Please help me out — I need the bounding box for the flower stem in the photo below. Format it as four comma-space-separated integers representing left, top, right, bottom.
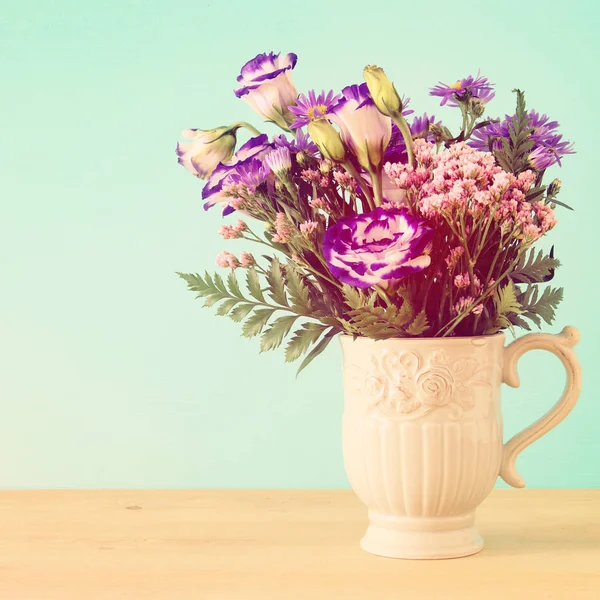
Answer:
234, 121, 262, 136
342, 160, 374, 211
392, 113, 415, 168
369, 167, 384, 207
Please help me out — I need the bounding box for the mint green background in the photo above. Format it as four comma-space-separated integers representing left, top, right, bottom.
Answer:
1, 0, 598, 489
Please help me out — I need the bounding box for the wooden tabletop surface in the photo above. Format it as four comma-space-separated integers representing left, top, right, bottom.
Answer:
0, 489, 598, 599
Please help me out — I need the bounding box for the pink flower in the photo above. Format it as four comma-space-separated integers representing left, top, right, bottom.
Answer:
453, 296, 475, 315
301, 169, 321, 183
454, 273, 471, 289
218, 219, 247, 240
272, 213, 295, 244
299, 220, 319, 238
533, 201, 558, 233
216, 251, 240, 269
239, 252, 256, 268
309, 196, 331, 212
445, 246, 464, 271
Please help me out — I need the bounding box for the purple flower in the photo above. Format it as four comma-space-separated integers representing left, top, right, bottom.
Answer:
235, 52, 298, 130
264, 147, 291, 175
273, 131, 319, 157
202, 134, 272, 212
470, 110, 575, 169
383, 113, 442, 170
329, 83, 392, 171
528, 147, 558, 171
232, 158, 271, 187
288, 89, 340, 129
323, 207, 432, 288
430, 72, 495, 107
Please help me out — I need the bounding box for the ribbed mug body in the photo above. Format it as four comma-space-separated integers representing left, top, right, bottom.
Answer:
340, 334, 505, 559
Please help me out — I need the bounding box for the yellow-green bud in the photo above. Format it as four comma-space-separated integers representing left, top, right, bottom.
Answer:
363, 65, 402, 117
307, 119, 346, 162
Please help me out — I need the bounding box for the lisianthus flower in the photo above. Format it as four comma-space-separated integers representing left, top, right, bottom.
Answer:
235, 52, 298, 130
176, 125, 238, 179
288, 89, 340, 129
470, 109, 575, 168
430, 72, 495, 107
329, 83, 392, 171
323, 206, 432, 288
202, 134, 272, 213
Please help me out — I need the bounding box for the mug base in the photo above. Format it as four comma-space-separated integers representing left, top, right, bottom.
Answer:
360, 512, 484, 560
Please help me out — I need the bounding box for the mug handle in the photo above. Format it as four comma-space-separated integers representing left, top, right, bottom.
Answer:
499, 326, 582, 488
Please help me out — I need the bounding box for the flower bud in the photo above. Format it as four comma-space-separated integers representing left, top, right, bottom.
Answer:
469, 97, 486, 118
307, 119, 346, 162
176, 125, 239, 179
363, 65, 402, 117
547, 178, 562, 197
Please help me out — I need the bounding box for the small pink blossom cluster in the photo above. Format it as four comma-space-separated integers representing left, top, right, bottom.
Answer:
272, 212, 296, 244
384, 163, 431, 190
216, 251, 239, 269
218, 219, 247, 240
386, 142, 557, 243
445, 246, 464, 271
453, 296, 484, 316
454, 272, 482, 293
333, 169, 357, 192
309, 196, 331, 212
215, 251, 255, 269
299, 220, 319, 238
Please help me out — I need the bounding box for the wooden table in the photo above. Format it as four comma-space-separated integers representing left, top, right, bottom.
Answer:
0, 489, 598, 599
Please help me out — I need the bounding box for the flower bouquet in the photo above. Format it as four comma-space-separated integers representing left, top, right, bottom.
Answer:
175, 52, 582, 559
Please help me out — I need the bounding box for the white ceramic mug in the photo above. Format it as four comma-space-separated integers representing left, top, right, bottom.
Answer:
340, 326, 582, 559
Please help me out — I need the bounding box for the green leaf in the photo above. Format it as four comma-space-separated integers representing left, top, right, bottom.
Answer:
296, 329, 337, 376
510, 249, 561, 284
177, 272, 211, 297
406, 309, 429, 336
242, 308, 274, 338
550, 198, 574, 211
212, 273, 228, 295
519, 285, 563, 326
285, 323, 328, 363
260, 315, 298, 352
215, 297, 240, 316
227, 270, 244, 299
246, 268, 265, 302
266, 258, 289, 307
285, 263, 310, 310
229, 303, 255, 323
342, 284, 365, 310
494, 281, 522, 316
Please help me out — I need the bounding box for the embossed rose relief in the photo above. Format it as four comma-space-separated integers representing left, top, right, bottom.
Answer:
350, 349, 494, 418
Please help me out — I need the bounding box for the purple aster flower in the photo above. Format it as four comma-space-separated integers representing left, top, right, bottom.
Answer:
288, 89, 340, 129
202, 134, 272, 212
528, 147, 558, 171
264, 147, 291, 175
235, 52, 298, 130
273, 131, 319, 157
329, 83, 392, 171
323, 207, 432, 288
231, 158, 271, 187
430, 72, 495, 107
470, 110, 575, 169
